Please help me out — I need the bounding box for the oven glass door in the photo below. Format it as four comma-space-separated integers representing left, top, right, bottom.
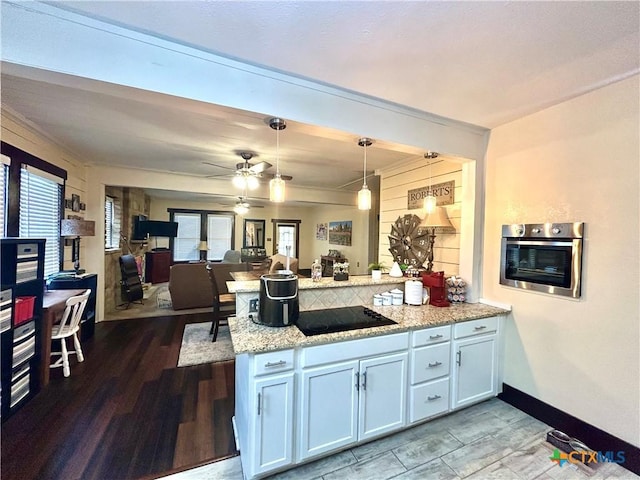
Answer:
503, 240, 573, 288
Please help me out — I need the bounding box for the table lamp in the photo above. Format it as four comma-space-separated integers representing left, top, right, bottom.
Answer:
420, 207, 454, 273
61, 219, 96, 273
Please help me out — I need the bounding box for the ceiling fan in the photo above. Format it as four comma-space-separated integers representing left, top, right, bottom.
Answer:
204, 151, 292, 190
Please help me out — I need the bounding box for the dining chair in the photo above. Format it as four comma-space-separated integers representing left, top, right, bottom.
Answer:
50, 289, 91, 377
205, 262, 249, 342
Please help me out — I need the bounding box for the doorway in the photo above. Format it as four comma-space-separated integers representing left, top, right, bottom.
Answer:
272, 219, 301, 258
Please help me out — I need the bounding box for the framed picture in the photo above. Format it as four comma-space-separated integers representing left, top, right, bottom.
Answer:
64, 199, 73, 209
71, 194, 81, 212
328, 221, 352, 246
79, 202, 86, 211
316, 223, 327, 240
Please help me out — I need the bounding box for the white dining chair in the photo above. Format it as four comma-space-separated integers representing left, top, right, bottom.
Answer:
50, 289, 91, 377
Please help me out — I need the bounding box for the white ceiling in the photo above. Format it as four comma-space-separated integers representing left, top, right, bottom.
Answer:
1, 1, 638, 203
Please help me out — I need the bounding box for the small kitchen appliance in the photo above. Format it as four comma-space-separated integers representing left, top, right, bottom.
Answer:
258, 273, 299, 327
421, 271, 450, 307
405, 279, 428, 305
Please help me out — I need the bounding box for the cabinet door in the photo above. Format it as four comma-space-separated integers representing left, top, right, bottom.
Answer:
358, 352, 407, 441
299, 360, 359, 460
253, 373, 294, 475
452, 335, 497, 410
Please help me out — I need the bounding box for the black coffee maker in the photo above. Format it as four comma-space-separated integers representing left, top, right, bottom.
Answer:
258, 273, 299, 327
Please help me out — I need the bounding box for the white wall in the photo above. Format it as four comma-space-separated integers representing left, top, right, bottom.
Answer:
483, 75, 640, 446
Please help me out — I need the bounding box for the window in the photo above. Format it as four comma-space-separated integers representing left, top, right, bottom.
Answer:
207, 214, 233, 260
0, 155, 8, 237
169, 209, 235, 262
105, 196, 121, 249
19, 165, 62, 276
173, 212, 202, 262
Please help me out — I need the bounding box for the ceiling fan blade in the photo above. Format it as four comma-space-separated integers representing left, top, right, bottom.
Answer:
203, 161, 235, 171
248, 161, 272, 174
263, 173, 293, 181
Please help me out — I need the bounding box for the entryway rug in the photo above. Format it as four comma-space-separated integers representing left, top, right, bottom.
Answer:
177, 322, 235, 367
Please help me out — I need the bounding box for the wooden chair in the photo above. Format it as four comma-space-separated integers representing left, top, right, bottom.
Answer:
205, 262, 249, 342
50, 289, 91, 377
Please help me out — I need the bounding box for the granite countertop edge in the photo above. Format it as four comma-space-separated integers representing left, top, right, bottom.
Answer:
229, 302, 509, 355
228, 274, 405, 293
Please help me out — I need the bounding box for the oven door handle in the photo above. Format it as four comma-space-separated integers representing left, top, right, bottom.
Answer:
505, 239, 574, 247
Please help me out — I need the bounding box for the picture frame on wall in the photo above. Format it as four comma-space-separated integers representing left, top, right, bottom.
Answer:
328, 221, 352, 246
316, 223, 327, 240
71, 194, 80, 212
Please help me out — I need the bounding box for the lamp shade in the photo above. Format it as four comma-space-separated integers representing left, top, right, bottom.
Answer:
198, 241, 209, 251
61, 219, 95, 237
421, 207, 454, 230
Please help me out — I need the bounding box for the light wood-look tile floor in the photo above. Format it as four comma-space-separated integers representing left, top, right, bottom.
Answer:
162, 398, 638, 480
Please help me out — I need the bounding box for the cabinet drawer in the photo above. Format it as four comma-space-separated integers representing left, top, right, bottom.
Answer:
410, 343, 450, 384
301, 332, 409, 368
412, 325, 451, 347
17, 243, 39, 259
13, 321, 36, 344
409, 377, 449, 423
254, 349, 294, 376
454, 317, 498, 339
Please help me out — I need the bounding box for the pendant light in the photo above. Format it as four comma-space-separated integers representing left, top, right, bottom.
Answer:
357, 137, 373, 210
423, 151, 438, 214
269, 117, 286, 203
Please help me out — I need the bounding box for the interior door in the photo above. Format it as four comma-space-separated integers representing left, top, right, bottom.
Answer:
272, 220, 300, 258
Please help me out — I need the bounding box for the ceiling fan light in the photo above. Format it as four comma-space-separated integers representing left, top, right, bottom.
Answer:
269, 175, 285, 203
234, 203, 249, 215
358, 185, 371, 210
423, 194, 437, 214
247, 175, 260, 190
232, 174, 246, 190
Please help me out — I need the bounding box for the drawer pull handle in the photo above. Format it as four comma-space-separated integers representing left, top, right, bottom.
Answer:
427, 395, 441, 401
456, 350, 462, 366
264, 360, 286, 368
429, 334, 443, 340
361, 372, 367, 391
474, 325, 487, 331
428, 361, 442, 368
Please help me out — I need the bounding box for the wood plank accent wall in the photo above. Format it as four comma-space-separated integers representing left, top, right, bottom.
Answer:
378, 156, 462, 276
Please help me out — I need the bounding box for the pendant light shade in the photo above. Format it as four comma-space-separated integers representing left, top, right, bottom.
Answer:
269, 117, 287, 203
423, 151, 439, 214
358, 137, 373, 210
269, 174, 286, 203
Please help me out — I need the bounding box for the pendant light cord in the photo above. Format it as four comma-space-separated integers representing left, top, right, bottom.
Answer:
363, 143, 367, 187
276, 125, 280, 176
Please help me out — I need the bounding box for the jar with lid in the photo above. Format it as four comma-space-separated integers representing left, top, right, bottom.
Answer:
311, 259, 322, 282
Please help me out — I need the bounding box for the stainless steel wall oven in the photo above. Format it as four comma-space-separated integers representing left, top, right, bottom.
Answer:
500, 223, 584, 299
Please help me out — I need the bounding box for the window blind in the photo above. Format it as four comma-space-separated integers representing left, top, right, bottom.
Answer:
19, 166, 62, 276
173, 212, 201, 261
207, 214, 233, 260
105, 196, 121, 249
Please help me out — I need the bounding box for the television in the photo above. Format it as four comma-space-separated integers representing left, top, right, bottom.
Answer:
132, 214, 148, 241
139, 220, 179, 238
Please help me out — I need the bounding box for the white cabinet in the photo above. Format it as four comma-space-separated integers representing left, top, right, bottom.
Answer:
235, 350, 295, 479
451, 317, 499, 410
253, 374, 295, 473
408, 325, 451, 424
298, 334, 408, 461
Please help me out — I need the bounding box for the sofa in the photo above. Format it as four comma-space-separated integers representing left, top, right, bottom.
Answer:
168, 262, 249, 310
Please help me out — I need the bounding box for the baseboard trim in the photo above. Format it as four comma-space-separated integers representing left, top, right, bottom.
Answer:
498, 383, 639, 476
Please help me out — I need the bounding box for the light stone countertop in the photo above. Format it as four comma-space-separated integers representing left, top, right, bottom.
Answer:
227, 274, 406, 293
228, 302, 509, 355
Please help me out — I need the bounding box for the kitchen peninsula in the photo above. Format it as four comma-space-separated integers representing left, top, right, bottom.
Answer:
228, 275, 509, 479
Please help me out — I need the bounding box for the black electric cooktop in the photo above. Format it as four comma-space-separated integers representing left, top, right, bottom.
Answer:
296, 306, 397, 337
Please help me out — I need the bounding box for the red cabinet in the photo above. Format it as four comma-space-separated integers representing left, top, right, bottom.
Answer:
145, 251, 171, 284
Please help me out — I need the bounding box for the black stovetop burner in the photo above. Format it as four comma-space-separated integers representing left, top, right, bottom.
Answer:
296, 306, 397, 337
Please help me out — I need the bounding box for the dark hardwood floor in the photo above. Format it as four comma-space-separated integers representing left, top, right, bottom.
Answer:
1, 312, 237, 480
